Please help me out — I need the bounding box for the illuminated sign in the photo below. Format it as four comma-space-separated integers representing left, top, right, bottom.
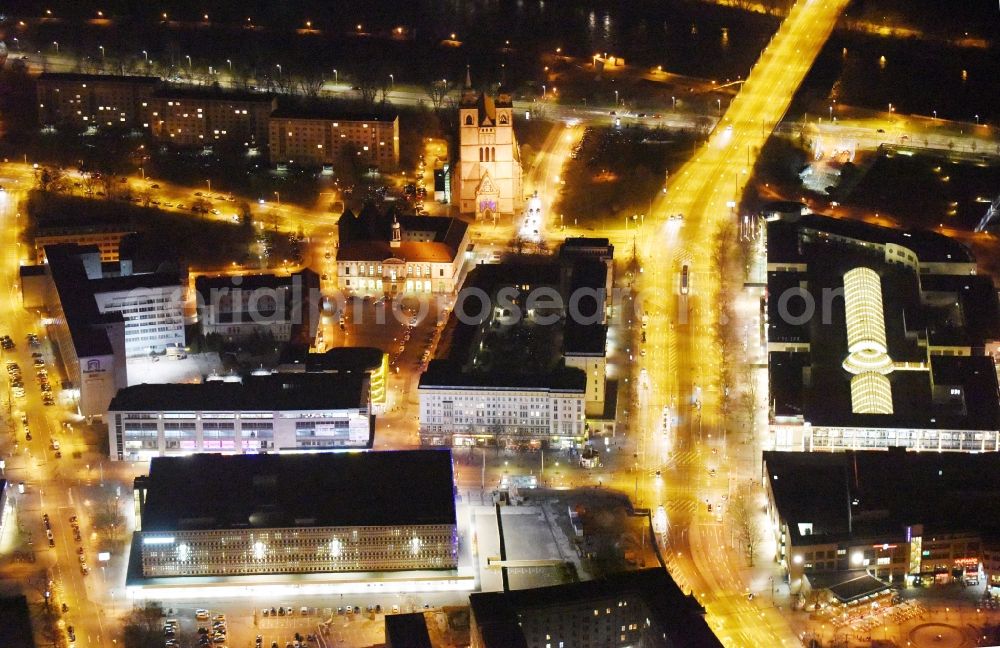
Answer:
142, 536, 175, 545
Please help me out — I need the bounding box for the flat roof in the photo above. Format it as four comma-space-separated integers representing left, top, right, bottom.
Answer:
765, 449, 1000, 544
44, 244, 118, 357
809, 571, 890, 603
152, 84, 274, 104
384, 613, 433, 648
38, 72, 159, 85
271, 104, 396, 122
108, 372, 367, 412
138, 450, 456, 531
470, 569, 720, 648
0, 596, 36, 648
420, 360, 586, 392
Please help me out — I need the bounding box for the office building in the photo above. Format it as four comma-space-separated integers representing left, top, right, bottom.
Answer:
107, 372, 373, 461
150, 85, 276, 147
419, 361, 587, 448
194, 270, 319, 344
766, 213, 1000, 452
336, 209, 472, 296
268, 107, 399, 168
385, 613, 434, 648
457, 70, 523, 220
128, 451, 457, 581
419, 241, 616, 447
469, 569, 721, 648
36, 72, 158, 129
763, 449, 1000, 590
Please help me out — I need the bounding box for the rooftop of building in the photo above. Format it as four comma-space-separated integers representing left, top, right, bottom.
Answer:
108, 372, 367, 413
767, 213, 974, 266
137, 450, 456, 531
765, 215, 1000, 431
37, 71, 159, 85
469, 569, 720, 648
88, 270, 183, 294
384, 613, 433, 648
420, 360, 586, 392
336, 208, 470, 264
44, 244, 120, 357
194, 269, 318, 296
152, 83, 275, 104
764, 449, 1000, 545
270, 103, 397, 123
0, 596, 37, 648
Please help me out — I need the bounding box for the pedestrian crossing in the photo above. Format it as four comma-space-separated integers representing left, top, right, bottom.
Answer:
663, 449, 702, 468
665, 498, 699, 514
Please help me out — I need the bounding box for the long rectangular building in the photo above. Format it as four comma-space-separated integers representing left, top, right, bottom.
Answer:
107, 372, 373, 461
129, 451, 457, 581
268, 107, 399, 168
36, 72, 159, 129
150, 85, 276, 147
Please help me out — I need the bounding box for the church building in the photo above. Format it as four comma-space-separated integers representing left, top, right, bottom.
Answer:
457, 69, 524, 221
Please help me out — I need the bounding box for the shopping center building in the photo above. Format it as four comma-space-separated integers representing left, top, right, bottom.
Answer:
127, 450, 459, 591
763, 449, 1000, 592
107, 372, 373, 460
766, 212, 1000, 452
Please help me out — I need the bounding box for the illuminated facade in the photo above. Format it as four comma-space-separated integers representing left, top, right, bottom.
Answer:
130, 451, 458, 581
150, 86, 276, 147
764, 450, 1000, 589
268, 109, 399, 168
767, 213, 1000, 452
107, 373, 373, 461
457, 70, 523, 220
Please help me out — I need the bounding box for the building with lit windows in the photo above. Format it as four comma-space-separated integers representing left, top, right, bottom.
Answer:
268, 107, 399, 168
107, 372, 373, 461
33, 223, 135, 263
127, 451, 457, 584
763, 449, 1000, 591
336, 209, 472, 296
150, 85, 276, 147
457, 70, 523, 220
36, 72, 159, 129
24, 244, 185, 418
419, 241, 617, 447
469, 569, 721, 648
766, 213, 1000, 451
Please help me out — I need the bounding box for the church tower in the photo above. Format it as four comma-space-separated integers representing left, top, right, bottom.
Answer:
457, 67, 523, 221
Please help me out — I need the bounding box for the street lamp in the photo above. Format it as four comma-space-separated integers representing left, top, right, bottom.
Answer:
975, 114, 980, 125
389, 74, 394, 88
206, 179, 212, 193
614, 89, 618, 105
275, 64, 282, 76
99, 45, 105, 60
273, 191, 280, 205
185, 55, 192, 71
141, 50, 148, 62
333, 68, 338, 83
52, 41, 59, 53
226, 59, 232, 71
716, 98, 722, 115
542, 84, 546, 98
672, 96, 676, 110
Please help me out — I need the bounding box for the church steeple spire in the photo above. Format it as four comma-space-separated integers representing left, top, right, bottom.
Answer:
465, 64, 472, 89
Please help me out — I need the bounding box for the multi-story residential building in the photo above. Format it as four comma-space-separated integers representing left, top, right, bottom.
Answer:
33, 223, 135, 263
766, 211, 1000, 452
336, 210, 472, 296
128, 451, 457, 584
419, 362, 586, 448
457, 71, 523, 220
763, 449, 1000, 593
36, 72, 159, 129
469, 569, 721, 648
21, 243, 181, 418
107, 372, 374, 461
0, 596, 36, 648
194, 270, 319, 344
268, 107, 399, 168
149, 85, 276, 147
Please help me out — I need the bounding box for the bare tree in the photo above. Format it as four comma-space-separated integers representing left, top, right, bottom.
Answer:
425, 79, 454, 111
92, 487, 126, 547
297, 71, 325, 98
729, 484, 762, 567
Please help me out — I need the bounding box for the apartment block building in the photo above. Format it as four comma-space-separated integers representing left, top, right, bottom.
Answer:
36, 72, 159, 128
150, 85, 276, 147
268, 107, 399, 168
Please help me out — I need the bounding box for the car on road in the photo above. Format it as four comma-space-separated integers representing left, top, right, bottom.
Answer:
80, 562, 89, 575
